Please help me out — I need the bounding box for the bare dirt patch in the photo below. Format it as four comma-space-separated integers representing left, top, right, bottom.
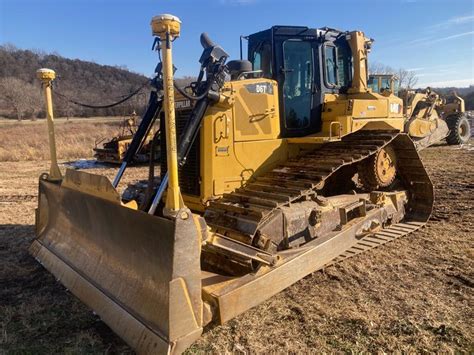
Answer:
0, 143, 473, 353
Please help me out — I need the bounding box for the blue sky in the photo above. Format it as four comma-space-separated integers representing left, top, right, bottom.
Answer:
1, 0, 473, 87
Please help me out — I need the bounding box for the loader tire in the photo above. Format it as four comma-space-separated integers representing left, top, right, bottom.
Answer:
446, 114, 471, 145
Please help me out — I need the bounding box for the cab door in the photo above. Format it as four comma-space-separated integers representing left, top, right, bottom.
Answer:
275, 37, 321, 137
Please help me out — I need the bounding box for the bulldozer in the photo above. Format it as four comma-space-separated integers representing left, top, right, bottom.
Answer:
32, 15, 437, 353
368, 73, 471, 149
93, 113, 160, 164
368, 73, 400, 95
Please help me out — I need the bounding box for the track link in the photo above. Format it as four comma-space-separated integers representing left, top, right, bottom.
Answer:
204, 131, 433, 264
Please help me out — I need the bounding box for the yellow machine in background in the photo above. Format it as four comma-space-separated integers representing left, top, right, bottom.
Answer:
93, 114, 160, 164
368, 73, 399, 95
369, 73, 471, 149
32, 16, 441, 354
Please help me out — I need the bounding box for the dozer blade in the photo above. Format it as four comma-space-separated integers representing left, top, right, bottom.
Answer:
30, 170, 203, 354
408, 117, 450, 150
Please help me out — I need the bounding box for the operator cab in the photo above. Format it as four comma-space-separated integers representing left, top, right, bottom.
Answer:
247, 26, 353, 137
368, 74, 399, 96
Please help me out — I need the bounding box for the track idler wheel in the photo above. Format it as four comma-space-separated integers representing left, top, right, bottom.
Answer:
359, 145, 397, 190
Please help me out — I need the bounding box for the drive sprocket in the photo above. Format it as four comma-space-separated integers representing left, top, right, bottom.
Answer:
359, 145, 397, 190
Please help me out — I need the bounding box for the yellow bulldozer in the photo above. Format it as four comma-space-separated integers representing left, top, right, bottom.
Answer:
93, 114, 160, 164
368, 73, 471, 149
33, 15, 453, 353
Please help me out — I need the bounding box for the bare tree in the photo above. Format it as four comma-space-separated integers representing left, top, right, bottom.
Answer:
397, 69, 418, 89
0, 77, 40, 120
0, 43, 18, 52
28, 84, 43, 120
55, 88, 77, 119
369, 61, 418, 89
369, 62, 396, 75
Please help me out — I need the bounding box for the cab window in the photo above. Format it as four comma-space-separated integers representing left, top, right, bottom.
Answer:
250, 41, 272, 78
368, 76, 379, 93
324, 43, 352, 88
282, 39, 313, 129
337, 45, 352, 87
324, 45, 337, 86
381, 77, 391, 92
393, 79, 400, 96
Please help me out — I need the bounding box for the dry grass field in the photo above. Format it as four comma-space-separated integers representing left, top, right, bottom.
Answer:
0, 121, 472, 353
0, 118, 122, 162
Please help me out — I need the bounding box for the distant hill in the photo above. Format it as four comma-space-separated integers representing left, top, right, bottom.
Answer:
430, 86, 474, 97
0, 45, 150, 119
2, 45, 473, 119
430, 86, 474, 111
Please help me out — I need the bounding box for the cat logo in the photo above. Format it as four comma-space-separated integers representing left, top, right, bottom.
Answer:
175, 99, 191, 109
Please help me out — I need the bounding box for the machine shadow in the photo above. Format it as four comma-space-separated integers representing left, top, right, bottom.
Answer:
0, 224, 131, 353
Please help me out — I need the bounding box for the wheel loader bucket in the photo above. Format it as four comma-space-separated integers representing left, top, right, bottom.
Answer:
30, 169, 203, 354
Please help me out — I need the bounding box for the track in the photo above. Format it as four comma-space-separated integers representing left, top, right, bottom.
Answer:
204, 130, 433, 264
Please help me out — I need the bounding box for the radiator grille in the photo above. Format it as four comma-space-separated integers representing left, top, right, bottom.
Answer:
160, 108, 201, 196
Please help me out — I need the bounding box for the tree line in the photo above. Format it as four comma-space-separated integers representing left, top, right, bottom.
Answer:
0, 44, 152, 120
1, 45, 473, 120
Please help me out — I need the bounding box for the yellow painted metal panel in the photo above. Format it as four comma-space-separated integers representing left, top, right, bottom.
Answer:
232, 79, 280, 142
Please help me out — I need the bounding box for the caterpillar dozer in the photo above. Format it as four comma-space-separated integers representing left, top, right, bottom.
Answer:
368, 73, 400, 95
31, 15, 435, 354
368, 73, 471, 149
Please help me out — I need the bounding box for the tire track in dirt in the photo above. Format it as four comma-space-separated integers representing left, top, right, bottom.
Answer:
0, 194, 37, 203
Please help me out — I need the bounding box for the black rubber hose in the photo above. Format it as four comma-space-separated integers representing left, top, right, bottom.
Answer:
52, 81, 149, 109
174, 81, 209, 101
